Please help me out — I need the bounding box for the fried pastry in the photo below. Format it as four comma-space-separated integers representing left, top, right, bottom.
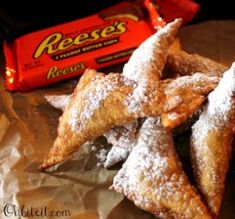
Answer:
105, 146, 132, 168
105, 21, 226, 167
40, 18, 219, 170
40, 70, 218, 170
123, 18, 182, 83
105, 18, 182, 168
159, 73, 219, 129
190, 63, 235, 217
45, 94, 71, 111
110, 118, 212, 219
45, 50, 225, 111
164, 50, 227, 78
45, 69, 104, 111
104, 49, 226, 167
45, 100, 140, 167
40, 19, 184, 170
103, 121, 139, 168
46, 91, 202, 144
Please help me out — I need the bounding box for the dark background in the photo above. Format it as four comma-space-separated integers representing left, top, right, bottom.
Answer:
0, 0, 234, 41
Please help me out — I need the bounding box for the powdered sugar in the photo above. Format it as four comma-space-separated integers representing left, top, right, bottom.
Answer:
163, 95, 183, 111
190, 64, 235, 215
91, 145, 97, 152
80, 75, 120, 122
123, 32, 162, 83
68, 107, 80, 132
207, 63, 235, 119
123, 19, 181, 83
167, 112, 180, 121
123, 19, 181, 115
111, 118, 173, 195
96, 148, 108, 163
111, 117, 208, 218
45, 94, 71, 111
112, 118, 172, 187
104, 121, 139, 168
192, 62, 235, 146
104, 146, 131, 168
104, 121, 138, 148
165, 73, 218, 95
124, 85, 152, 116
67, 74, 126, 132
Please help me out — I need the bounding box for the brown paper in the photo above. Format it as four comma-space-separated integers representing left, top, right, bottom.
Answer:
1, 20, 235, 219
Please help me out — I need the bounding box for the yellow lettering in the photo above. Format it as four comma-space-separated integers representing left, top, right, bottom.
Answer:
34, 33, 62, 58
74, 33, 89, 45
35, 21, 128, 59
46, 62, 86, 79
46, 66, 58, 79
90, 29, 101, 41
100, 25, 115, 38
116, 21, 127, 34
58, 37, 73, 50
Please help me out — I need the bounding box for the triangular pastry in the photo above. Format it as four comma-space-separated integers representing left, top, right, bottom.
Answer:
190, 63, 235, 217
40, 71, 217, 170
110, 118, 212, 219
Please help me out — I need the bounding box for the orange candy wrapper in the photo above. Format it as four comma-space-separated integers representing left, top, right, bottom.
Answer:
3, 0, 165, 91
3, 0, 199, 91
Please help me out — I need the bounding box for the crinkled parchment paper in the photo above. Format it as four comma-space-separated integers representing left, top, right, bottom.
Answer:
1, 21, 235, 219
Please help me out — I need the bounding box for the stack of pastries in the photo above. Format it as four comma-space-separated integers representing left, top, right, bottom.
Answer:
40, 19, 235, 218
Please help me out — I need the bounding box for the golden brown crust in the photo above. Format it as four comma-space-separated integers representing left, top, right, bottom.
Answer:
123, 18, 182, 83
110, 118, 212, 219
45, 69, 102, 111
159, 73, 219, 128
103, 46, 226, 168
164, 50, 227, 78
190, 63, 235, 216
191, 128, 233, 217
73, 68, 105, 93
39, 71, 218, 170
104, 19, 182, 168
39, 73, 134, 170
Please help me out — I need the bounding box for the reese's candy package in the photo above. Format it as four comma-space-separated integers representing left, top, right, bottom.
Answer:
3, 0, 165, 91
3, 0, 199, 91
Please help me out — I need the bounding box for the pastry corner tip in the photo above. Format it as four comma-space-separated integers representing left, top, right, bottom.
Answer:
38, 156, 57, 171
38, 161, 49, 171
172, 18, 183, 28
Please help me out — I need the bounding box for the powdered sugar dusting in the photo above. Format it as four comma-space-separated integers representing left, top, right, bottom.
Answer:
162, 73, 219, 113
104, 121, 139, 168
123, 32, 162, 83
123, 19, 181, 115
104, 146, 132, 168
45, 94, 71, 111
91, 145, 97, 152
96, 148, 108, 164
207, 63, 235, 119
104, 121, 138, 148
123, 19, 180, 83
163, 95, 183, 112
167, 112, 180, 121
67, 74, 127, 132
111, 117, 208, 218
190, 63, 235, 216
165, 73, 218, 95
124, 84, 153, 116
192, 63, 235, 147
111, 118, 174, 197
